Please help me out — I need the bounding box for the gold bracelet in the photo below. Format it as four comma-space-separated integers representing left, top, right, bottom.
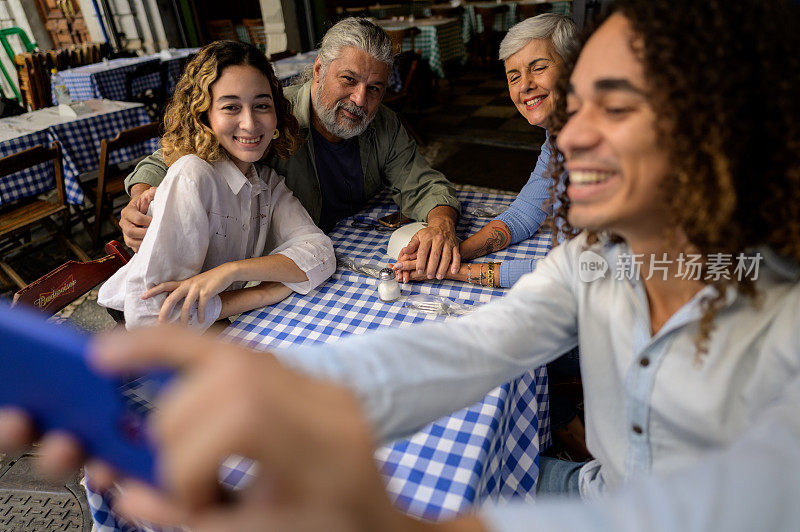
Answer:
488, 262, 495, 288
467, 263, 473, 284
492, 262, 501, 287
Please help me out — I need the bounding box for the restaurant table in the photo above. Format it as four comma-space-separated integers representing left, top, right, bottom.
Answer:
272, 50, 319, 85
53, 49, 199, 104
462, 1, 572, 42
0, 100, 155, 206
375, 17, 468, 78
86, 187, 554, 531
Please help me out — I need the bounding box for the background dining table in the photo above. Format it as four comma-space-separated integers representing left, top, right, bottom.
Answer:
374, 16, 467, 78
422, 0, 572, 43
86, 186, 555, 531
0, 100, 156, 207
52, 49, 199, 105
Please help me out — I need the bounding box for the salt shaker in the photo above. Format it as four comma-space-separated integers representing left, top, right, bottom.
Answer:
377, 268, 401, 302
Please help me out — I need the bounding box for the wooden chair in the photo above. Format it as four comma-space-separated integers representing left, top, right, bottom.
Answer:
384, 26, 421, 55
14, 52, 53, 110
430, 5, 464, 19
518, 2, 553, 21
0, 142, 90, 290
472, 4, 509, 68
124, 61, 169, 121
12, 240, 130, 314
242, 18, 268, 51
79, 122, 160, 247
205, 19, 238, 42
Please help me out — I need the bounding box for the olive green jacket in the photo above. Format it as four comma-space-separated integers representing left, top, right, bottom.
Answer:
125, 80, 460, 224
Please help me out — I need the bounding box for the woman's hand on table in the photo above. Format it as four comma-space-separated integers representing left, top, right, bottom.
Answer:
394, 259, 479, 285
142, 264, 234, 325
397, 206, 461, 282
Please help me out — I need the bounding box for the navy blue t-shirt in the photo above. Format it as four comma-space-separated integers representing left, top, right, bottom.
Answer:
311, 127, 365, 233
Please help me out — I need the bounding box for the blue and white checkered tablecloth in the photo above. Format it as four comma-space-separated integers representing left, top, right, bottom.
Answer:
48, 106, 157, 203
0, 129, 53, 206
86, 188, 554, 530
56, 57, 163, 104
0, 102, 155, 205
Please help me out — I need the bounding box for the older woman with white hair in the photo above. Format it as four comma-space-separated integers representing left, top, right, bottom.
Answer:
395, 14, 578, 288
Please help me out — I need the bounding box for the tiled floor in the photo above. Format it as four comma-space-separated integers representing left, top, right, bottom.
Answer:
411, 70, 546, 152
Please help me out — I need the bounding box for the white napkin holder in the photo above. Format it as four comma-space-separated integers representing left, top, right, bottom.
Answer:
58, 102, 92, 117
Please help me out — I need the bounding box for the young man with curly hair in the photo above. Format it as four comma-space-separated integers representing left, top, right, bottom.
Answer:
2, 0, 799, 530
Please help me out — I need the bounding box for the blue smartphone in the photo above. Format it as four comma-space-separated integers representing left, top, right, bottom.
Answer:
0, 302, 168, 485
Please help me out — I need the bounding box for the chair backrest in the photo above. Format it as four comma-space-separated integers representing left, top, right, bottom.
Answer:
14, 52, 54, 110
0, 142, 66, 208
518, 3, 553, 20
11, 240, 131, 314
124, 61, 168, 102
474, 5, 509, 34
97, 122, 160, 202
384, 27, 421, 55
206, 19, 238, 42
242, 18, 268, 48
384, 50, 420, 101
430, 5, 464, 19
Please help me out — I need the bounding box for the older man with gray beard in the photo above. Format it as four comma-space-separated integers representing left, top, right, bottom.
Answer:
121, 18, 462, 280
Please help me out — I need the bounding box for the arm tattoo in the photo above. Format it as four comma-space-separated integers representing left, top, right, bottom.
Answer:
477, 227, 511, 257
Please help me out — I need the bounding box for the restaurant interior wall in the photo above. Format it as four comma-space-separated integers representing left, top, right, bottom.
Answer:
0, 0, 40, 99
258, 0, 289, 56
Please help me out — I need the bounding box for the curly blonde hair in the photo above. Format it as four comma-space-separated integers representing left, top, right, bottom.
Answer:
161, 40, 300, 166
545, 0, 800, 358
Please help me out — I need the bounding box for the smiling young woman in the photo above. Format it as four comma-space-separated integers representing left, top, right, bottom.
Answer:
97, 41, 335, 330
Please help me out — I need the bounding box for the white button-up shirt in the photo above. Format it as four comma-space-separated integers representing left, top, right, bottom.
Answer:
276, 232, 800, 529
99, 155, 335, 330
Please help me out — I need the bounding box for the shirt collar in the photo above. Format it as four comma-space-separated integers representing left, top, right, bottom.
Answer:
213, 157, 252, 195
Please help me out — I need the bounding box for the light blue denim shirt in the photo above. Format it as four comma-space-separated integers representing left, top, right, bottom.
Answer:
495, 136, 553, 288
276, 233, 800, 528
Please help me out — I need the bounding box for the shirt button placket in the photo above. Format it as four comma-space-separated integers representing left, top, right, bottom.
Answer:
625, 345, 658, 479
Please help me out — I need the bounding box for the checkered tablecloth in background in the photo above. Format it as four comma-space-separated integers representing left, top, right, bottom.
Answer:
0, 129, 53, 206
465, 2, 518, 40
49, 106, 157, 200
376, 18, 467, 78
462, 1, 572, 42
54, 50, 199, 105
56, 57, 162, 103
0, 102, 155, 206
86, 188, 554, 530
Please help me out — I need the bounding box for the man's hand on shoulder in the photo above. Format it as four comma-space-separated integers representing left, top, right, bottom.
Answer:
397, 206, 460, 282
120, 184, 156, 252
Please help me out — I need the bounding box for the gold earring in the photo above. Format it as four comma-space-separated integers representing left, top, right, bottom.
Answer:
273, 129, 280, 139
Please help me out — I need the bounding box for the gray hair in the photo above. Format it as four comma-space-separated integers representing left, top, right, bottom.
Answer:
499, 13, 579, 63
317, 18, 394, 79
